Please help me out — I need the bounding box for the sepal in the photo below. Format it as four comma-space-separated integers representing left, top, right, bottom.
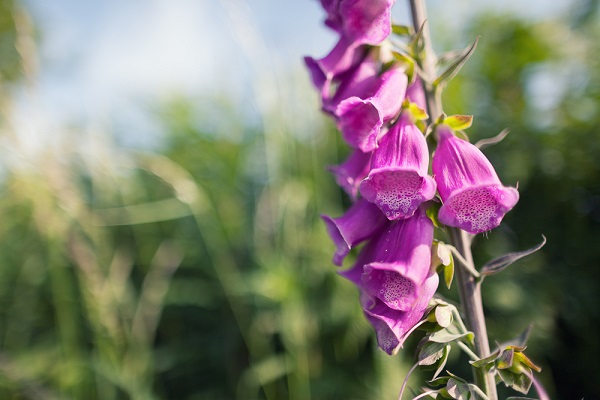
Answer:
475, 128, 510, 150
433, 38, 478, 88
392, 24, 414, 37
443, 114, 473, 131
480, 236, 546, 278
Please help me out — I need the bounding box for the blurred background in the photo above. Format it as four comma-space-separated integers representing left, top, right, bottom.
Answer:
0, 0, 598, 398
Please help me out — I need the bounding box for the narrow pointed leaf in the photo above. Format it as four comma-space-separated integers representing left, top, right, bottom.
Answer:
444, 254, 455, 289
469, 349, 501, 368
432, 345, 452, 380
418, 341, 447, 366
475, 128, 510, 149
426, 201, 442, 228
409, 19, 427, 55
429, 328, 473, 344
503, 324, 534, 348
481, 236, 546, 277
433, 38, 479, 88
428, 376, 452, 387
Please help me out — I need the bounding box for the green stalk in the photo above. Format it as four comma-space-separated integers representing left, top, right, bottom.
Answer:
449, 228, 497, 399
408, 1, 498, 398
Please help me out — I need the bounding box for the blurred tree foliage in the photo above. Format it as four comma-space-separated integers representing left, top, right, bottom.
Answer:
0, 1, 598, 399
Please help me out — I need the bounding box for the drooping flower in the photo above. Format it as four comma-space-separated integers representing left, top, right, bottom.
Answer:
305, 0, 396, 101
320, 0, 396, 45
304, 36, 368, 100
360, 206, 434, 310
334, 64, 407, 151
322, 49, 380, 114
321, 198, 388, 266
360, 112, 436, 220
328, 149, 372, 199
363, 270, 438, 354
432, 124, 519, 234
339, 206, 437, 354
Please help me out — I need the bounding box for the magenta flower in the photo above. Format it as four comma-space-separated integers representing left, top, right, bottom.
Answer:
334, 64, 407, 151
321, 198, 388, 266
360, 206, 434, 311
328, 149, 372, 199
305, 0, 395, 101
360, 113, 436, 220
339, 207, 437, 354
320, 0, 396, 45
322, 50, 380, 114
432, 124, 519, 234
304, 36, 368, 99
363, 270, 438, 354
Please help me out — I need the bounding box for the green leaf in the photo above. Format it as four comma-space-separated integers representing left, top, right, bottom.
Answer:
446, 378, 473, 400
418, 341, 448, 366
429, 328, 473, 344
409, 20, 427, 56
431, 345, 451, 380
480, 236, 546, 277
426, 201, 442, 228
431, 241, 454, 289
435, 305, 453, 328
469, 349, 501, 369
428, 376, 452, 387
444, 115, 473, 131
433, 38, 479, 88
498, 367, 533, 394
392, 24, 414, 37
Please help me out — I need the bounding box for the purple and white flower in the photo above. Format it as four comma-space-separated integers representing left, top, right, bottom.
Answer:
360, 112, 436, 219
432, 124, 519, 234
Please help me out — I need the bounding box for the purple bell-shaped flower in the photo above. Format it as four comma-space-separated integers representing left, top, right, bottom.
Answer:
339, 206, 437, 354
321, 0, 396, 45
362, 270, 438, 354
360, 112, 436, 220
334, 64, 407, 151
432, 124, 519, 234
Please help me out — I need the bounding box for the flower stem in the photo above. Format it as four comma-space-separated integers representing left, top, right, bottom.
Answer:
449, 228, 497, 399
408, 1, 498, 398
408, 0, 441, 121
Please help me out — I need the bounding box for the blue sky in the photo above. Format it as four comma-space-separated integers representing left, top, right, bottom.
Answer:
14, 0, 573, 149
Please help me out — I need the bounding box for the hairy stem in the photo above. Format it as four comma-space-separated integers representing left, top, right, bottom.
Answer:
449, 228, 497, 399
408, 1, 498, 398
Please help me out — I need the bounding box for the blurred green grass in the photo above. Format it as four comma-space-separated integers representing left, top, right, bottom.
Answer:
0, 0, 599, 399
